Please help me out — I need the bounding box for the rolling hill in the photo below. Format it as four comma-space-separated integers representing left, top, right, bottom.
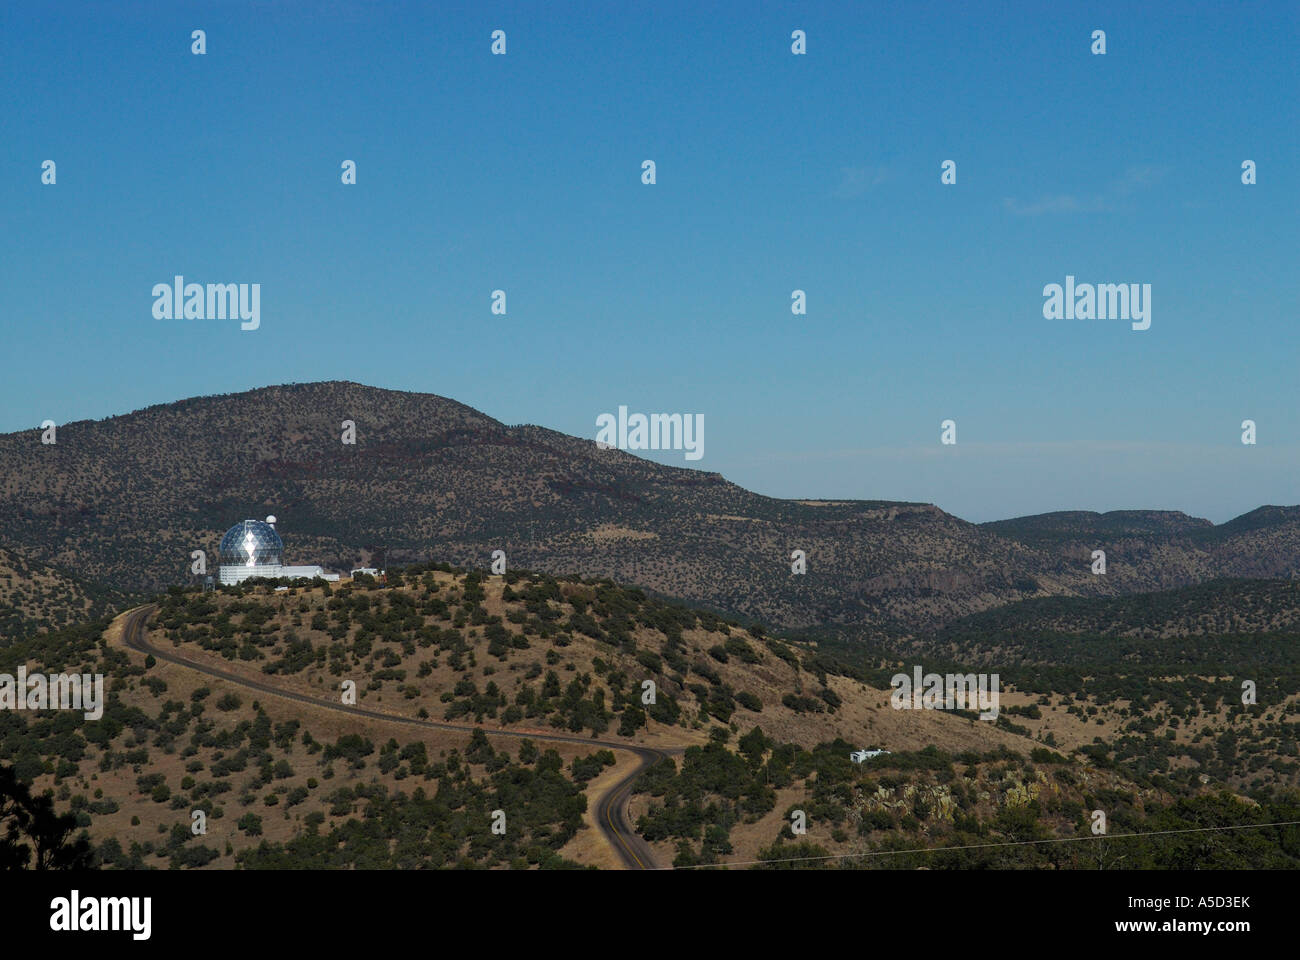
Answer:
3, 380, 1298, 632
5, 566, 1293, 870
0, 544, 127, 642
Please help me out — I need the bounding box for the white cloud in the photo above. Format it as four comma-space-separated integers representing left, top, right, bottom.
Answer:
1003, 164, 1167, 216
833, 165, 889, 198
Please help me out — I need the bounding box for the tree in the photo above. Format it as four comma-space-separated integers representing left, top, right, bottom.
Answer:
739, 727, 770, 765
0, 765, 94, 869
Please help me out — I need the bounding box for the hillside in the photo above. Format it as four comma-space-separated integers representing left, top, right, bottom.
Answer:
980, 508, 1300, 586
625, 738, 1299, 869
0, 545, 127, 642
0, 382, 1039, 630
0, 565, 1057, 869
927, 577, 1300, 645
143, 565, 1033, 755
4, 566, 1295, 870
5, 381, 1300, 632
844, 579, 1300, 802
981, 510, 1216, 544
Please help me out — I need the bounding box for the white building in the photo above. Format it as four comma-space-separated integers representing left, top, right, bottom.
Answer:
850, 749, 890, 763
281, 565, 339, 582
217, 516, 338, 584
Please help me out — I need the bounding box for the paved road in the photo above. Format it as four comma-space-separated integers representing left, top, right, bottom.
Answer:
119, 603, 671, 870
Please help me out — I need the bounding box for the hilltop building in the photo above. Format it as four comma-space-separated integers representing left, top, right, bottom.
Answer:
217, 516, 339, 585
850, 749, 890, 763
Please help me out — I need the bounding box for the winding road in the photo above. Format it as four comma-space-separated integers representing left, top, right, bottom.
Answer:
118, 604, 672, 870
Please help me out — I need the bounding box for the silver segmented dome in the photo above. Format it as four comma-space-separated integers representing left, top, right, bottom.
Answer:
218, 520, 283, 568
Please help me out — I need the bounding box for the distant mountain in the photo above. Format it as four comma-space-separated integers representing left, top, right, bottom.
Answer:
2, 381, 1297, 630
981, 509, 1215, 544
904, 578, 1300, 720
981, 506, 1300, 585
922, 577, 1300, 656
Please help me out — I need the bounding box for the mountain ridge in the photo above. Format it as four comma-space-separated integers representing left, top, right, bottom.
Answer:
3, 380, 1298, 631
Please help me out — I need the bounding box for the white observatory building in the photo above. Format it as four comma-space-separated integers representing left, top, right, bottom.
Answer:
217, 515, 338, 585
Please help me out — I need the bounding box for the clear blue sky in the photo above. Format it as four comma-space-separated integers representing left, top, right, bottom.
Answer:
3, 1, 1296, 523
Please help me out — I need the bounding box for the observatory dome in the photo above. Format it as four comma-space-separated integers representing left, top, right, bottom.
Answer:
218, 519, 283, 570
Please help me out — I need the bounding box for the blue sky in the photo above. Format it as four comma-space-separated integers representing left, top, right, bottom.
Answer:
3, 1, 1296, 523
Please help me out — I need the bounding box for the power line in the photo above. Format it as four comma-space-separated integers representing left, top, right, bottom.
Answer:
670, 816, 1300, 868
